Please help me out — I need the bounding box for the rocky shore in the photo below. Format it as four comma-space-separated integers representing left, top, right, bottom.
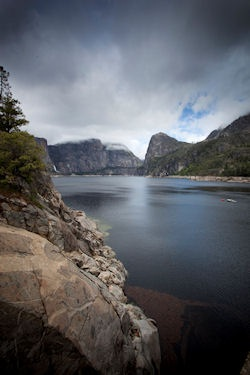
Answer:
0, 173, 160, 374
181, 175, 250, 183
165, 175, 250, 183
146, 175, 250, 183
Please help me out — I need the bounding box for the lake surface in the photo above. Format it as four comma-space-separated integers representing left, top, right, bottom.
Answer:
53, 176, 250, 374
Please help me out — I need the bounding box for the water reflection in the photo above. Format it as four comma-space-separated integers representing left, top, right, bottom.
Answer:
53, 176, 250, 374
54, 176, 250, 305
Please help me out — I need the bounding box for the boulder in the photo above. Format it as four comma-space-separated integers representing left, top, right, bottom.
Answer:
0, 224, 160, 374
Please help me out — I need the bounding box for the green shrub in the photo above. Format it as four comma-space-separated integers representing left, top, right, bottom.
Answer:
0, 131, 46, 188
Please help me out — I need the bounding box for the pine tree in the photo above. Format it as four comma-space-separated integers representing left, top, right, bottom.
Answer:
0, 94, 29, 132
0, 67, 28, 132
0, 67, 46, 190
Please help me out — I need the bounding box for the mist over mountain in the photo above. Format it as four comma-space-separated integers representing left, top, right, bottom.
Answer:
47, 139, 142, 175
38, 113, 250, 177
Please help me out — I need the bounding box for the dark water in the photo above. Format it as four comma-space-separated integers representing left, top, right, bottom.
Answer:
53, 176, 250, 374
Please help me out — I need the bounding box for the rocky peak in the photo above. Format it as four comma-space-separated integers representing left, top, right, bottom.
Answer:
206, 113, 250, 140
144, 132, 187, 169
205, 128, 222, 140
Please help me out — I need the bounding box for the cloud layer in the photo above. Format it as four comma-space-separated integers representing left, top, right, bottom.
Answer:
1, 0, 250, 158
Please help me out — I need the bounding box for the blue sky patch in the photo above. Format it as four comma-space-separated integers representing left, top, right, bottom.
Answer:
178, 93, 215, 124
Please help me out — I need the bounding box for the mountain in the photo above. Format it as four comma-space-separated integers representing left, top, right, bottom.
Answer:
144, 132, 190, 174
144, 113, 250, 177
37, 113, 250, 177
48, 139, 143, 175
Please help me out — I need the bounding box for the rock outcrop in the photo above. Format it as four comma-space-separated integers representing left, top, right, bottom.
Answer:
35, 137, 55, 172
144, 132, 185, 167
143, 132, 190, 176
47, 139, 142, 175
0, 173, 160, 374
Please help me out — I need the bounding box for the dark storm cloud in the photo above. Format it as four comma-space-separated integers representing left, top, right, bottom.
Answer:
1, 0, 250, 157
112, 0, 250, 88
0, 0, 34, 42
2, 0, 249, 83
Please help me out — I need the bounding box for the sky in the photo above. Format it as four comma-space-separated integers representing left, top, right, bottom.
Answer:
1, 0, 250, 159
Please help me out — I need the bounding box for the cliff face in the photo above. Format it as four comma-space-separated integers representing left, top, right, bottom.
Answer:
144, 132, 191, 176
35, 137, 54, 171
48, 139, 142, 175
0, 173, 160, 374
144, 113, 250, 176
144, 132, 187, 165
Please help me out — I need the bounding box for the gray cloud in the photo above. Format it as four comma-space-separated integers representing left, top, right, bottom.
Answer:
1, 0, 250, 158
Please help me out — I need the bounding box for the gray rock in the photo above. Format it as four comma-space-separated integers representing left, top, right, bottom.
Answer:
0, 224, 160, 374
0, 178, 161, 374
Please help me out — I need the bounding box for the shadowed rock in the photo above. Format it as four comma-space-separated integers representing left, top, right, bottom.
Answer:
0, 173, 161, 374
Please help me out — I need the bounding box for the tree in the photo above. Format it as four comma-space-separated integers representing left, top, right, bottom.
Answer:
0, 67, 46, 190
0, 94, 29, 132
0, 66, 28, 132
0, 131, 45, 187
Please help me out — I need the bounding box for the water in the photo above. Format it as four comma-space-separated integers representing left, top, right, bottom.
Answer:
53, 176, 250, 373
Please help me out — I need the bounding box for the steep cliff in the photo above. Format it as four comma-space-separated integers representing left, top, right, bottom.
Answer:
48, 139, 142, 175
35, 137, 54, 172
0, 172, 160, 374
144, 132, 188, 168
144, 113, 250, 176
144, 133, 191, 176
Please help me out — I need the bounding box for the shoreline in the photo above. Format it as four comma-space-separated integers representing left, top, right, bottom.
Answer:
52, 174, 250, 183
153, 175, 250, 183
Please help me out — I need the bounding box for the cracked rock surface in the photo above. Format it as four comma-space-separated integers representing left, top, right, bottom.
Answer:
0, 174, 160, 374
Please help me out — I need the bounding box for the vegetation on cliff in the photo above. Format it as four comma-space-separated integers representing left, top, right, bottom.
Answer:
0, 67, 46, 191
145, 114, 250, 177
179, 134, 250, 176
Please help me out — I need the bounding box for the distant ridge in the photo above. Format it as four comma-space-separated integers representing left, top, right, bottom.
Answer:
37, 113, 250, 177
47, 139, 142, 175
144, 113, 250, 177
